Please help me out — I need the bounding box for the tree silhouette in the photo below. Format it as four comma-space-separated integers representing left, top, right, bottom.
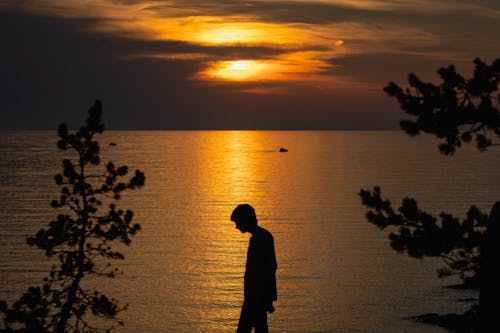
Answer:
360, 186, 488, 286
361, 57, 499, 286
360, 58, 499, 330
0, 100, 145, 333
385, 57, 500, 155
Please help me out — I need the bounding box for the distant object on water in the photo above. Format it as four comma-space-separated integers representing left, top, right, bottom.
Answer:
279, 147, 288, 152
109, 142, 117, 146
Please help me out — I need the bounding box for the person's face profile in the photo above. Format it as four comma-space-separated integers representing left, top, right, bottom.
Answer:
234, 218, 248, 233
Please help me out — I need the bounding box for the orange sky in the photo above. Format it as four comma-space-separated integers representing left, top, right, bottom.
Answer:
1, 0, 499, 128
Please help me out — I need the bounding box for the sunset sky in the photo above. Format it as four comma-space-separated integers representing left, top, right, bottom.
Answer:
1, 0, 499, 129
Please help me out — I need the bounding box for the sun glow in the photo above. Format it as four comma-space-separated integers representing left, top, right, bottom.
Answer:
228, 61, 251, 71
198, 26, 262, 44
198, 51, 352, 91
204, 60, 272, 81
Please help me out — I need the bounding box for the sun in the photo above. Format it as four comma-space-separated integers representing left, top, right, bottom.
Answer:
227, 61, 251, 71
203, 60, 271, 81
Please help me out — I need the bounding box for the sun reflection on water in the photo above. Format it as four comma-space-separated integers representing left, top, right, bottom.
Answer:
182, 131, 269, 329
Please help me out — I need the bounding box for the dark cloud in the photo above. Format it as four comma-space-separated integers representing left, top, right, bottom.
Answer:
326, 53, 472, 86
100, 38, 328, 61
0, 9, 198, 129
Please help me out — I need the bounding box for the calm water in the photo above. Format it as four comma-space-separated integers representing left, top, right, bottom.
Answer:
1, 131, 499, 333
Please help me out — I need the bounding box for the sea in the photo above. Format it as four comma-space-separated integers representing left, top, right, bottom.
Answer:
1, 130, 499, 333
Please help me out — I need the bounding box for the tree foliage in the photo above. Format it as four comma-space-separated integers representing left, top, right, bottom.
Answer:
360, 187, 487, 286
0, 100, 145, 332
385, 57, 500, 155
360, 58, 500, 288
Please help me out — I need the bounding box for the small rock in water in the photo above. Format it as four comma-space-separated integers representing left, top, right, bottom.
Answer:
279, 147, 288, 152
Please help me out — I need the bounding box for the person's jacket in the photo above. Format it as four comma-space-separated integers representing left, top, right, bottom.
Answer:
244, 226, 277, 306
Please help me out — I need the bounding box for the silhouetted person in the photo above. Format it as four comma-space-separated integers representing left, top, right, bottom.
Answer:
478, 201, 500, 332
231, 204, 277, 333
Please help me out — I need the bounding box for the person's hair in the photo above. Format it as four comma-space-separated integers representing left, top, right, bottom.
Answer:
231, 204, 257, 226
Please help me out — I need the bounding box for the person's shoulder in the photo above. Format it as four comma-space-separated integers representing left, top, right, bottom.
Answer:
256, 226, 274, 241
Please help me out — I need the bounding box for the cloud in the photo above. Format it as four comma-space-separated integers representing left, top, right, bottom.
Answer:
4, 1, 499, 68
1, 8, 400, 130
1, 1, 498, 129
144, 0, 500, 24
134, 1, 500, 71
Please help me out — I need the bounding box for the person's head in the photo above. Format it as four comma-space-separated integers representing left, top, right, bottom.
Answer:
231, 204, 257, 233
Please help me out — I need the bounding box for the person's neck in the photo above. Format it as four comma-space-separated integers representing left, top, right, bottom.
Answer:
248, 225, 259, 235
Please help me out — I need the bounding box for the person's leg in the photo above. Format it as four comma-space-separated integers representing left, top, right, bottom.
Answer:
237, 301, 253, 333
253, 304, 268, 333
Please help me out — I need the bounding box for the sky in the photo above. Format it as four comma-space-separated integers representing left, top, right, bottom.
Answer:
1, 0, 499, 129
